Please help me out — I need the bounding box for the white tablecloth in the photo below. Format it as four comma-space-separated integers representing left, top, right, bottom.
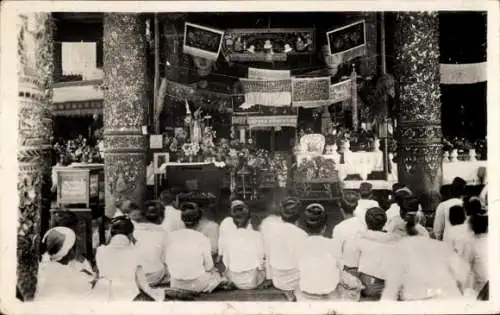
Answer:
343, 151, 383, 180
442, 160, 487, 185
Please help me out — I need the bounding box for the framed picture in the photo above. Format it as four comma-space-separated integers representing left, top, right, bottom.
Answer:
153, 152, 170, 174
183, 22, 224, 60
326, 20, 366, 56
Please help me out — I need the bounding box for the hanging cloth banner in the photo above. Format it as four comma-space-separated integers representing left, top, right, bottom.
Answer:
326, 20, 366, 63
61, 42, 97, 76
183, 22, 224, 61
292, 76, 331, 108
239, 79, 292, 107
247, 115, 297, 129
329, 78, 352, 104
164, 79, 238, 110
248, 68, 291, 80
440, 62, 487, 84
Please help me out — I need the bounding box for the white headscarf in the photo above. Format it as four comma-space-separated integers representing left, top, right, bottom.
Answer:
42, 227, 76, 262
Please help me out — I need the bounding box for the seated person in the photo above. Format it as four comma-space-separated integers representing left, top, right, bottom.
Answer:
159, 190, 184, 233
383, 187, 412, 232
353, 182, 379, 219
264, 197, 307, 291
195, 209, 220, 258
295, 204, 364, 301
45, 210, 94, 275
343, 207, 400, 300
96, 216, 162, 301
218, 200, 253, 261
166, 202, 224, 293
134, 200, 170, 287
36, 227, 98, 301
443, 205, 473, 255
387, 196, 429, 238
332, 192, 364, 261
220, 201, 266, 290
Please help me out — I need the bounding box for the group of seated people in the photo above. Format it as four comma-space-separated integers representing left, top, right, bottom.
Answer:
35, 177, 488, 302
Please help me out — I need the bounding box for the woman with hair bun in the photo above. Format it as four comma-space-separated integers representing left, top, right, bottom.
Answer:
96, 216, 162, 301
389, 196, 429, 238
295, 203, 363, 301
381, 208, 471, 301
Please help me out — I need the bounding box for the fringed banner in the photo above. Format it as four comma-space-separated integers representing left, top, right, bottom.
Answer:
329, 78, 352, 104
247, 115, 297, 129
326, 20, 366, 63
183, 22, 224, 61
292, 76, 331, 108
440, 62, 487, 84
239, 78, 292, 107
164, 79, 235, 110
248, 68, 291, 80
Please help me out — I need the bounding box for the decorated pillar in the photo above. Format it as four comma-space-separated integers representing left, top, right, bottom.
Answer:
394, 12, 443, 212
103, 14, 148, 217
17, 13, 54, 300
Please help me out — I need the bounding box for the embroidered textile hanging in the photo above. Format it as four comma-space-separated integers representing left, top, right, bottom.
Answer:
247, 115, 297, 129
440, 62, 487, 84
329, 78, 352, 104
239, 79, 292, 107
292, 77, 331, 108
248, 68, 291, 80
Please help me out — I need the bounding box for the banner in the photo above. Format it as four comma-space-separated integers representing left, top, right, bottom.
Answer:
222, 28, 315, 62
329, 78, 352, 104
326, 20, 366, 62
247, 115, 297, 129
239, 78, 292, 107
440, 62, 487, 84
248, 68, 291, 80
183, 22, 224, 61
292, 77, 331, 108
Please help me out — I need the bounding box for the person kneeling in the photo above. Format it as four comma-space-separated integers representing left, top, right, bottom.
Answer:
166, 202, 224, 293
295, 204, 364, 301
220, 201, 266, 289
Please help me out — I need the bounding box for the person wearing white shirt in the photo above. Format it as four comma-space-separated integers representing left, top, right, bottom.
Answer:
381, 215, 470, 301
433, 177, 466, 240
387, 196, 429, 238
353, 182, 379, 219
296, 204, 363, 301
218, 200, 253, 260
384, 187, 412, 232
461, 210, 488, 298
263, 197, 307, 291
443, 205, 473, 256
166, 202, 224, 293
96, 216, 162, 301
134, 201, 169, 286
343, 207, 400, 300
159, 190, 185, 233
221, 202, 266, 289
332, 193, 365, 260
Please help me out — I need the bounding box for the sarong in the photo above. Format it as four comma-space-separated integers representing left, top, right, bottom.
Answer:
170, 270, 223, 293
226, 269, 265, 290
270, 267, 300, 291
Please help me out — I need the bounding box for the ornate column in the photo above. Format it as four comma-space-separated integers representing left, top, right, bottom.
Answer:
103, 14, 148, 217
17, 13, 54, 300
394, 12, 443, 212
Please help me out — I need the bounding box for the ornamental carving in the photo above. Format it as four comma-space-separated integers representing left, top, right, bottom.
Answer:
398, 123, 442, 145
103, 14, 147, 131
104, 134, 147, 153
17, 12, 53, 301
104, 153, 146, 217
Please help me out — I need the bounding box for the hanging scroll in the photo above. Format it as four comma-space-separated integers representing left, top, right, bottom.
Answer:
248, 68, 291, 80
292, 77, 331, 108
183, 22, 224, 60
326, 20, 366, 62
